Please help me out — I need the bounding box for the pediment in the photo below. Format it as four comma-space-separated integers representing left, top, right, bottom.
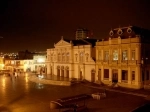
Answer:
55, 39, 71, 47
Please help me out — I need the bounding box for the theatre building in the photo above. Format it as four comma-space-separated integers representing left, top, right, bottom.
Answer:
46, 37, 97, 82
96, 26, 150, 89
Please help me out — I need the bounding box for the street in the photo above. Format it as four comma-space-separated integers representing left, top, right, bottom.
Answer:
0, 73, 148, 112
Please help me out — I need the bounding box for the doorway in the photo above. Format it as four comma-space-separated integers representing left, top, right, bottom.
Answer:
91, 69, 95, 82
112, 69, 118, 83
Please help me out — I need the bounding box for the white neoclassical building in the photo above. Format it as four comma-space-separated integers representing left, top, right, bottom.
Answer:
46, 37, 97, 82
95, 26, 150, 89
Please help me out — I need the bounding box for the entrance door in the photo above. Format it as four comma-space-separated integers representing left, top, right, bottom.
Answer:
112, 69, 118, 83
57, 66, 60, 76
66, 70, 69, 78
80, 71, 82, 80
91, 70, 95, 82
98, 69, 101, 81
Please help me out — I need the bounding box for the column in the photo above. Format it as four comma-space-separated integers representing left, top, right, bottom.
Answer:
101, 66, 104, 81
109, 68, 112, 82
96, 64, 99, 81
118, 68, 121, 83
46, 64, 50, 75
135, 66, 142, 87
128, 45, 131, 61
128, 67, 131, 84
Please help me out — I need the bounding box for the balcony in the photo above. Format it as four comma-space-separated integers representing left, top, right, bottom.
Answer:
96, 60, 143, 65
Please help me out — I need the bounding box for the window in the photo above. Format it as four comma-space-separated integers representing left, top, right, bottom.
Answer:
132, 71, 135, 80
79, 52, 84, 62
66, 53, 69, 62
113, 50, 118, 60
131, 50, 135, 60
85, 53, 89, 62
122, 50, 128, 60
75, 53, 78, 62
98, 51, 101, 60
104, 51, 109, 61
51, 54, 53, 62
122, 70, 128, 80
104, 69, 109, 78
62, 53, 65, 62
58, 53, 61, 62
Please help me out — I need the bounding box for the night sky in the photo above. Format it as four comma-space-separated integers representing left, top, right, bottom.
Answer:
0, 0, 150, 53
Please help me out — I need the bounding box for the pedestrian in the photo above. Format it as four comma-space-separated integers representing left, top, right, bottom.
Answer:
15, 72, 17, 78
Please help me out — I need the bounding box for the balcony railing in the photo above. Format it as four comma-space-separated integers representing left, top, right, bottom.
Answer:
96, 60, 144, 65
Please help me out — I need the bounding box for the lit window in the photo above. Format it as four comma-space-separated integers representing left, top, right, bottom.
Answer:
122, 50, 128, 60
104, 51, 109, 61
131, 50, 135, 60
66, 53, 69, 62
113, 50, 118, 60
80, 52, 84, 62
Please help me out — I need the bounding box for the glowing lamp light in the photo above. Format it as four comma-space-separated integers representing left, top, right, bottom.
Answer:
37, 58, 44, 63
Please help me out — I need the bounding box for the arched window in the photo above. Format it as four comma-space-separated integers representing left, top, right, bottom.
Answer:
66, 53, 69, 62
57, 66, 60, 76
85, 53, 89, 62
98, 51, 101, 60
66, 66, 69, 78
58, 53, 61, 62
75, 53, 78, 62
62, 53, 65, 62
61, 66, 64, 77
51, 54, 53, 62
79, 52, 84, 62
113, 50, 118, 60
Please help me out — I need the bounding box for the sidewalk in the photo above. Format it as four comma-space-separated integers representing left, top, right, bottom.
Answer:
80, 81, 150, 99
28, 74, 150, 101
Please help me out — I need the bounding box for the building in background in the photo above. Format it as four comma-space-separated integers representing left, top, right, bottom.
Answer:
4, 51, 46, 73
96, 26, 150, 89
4, 59, 34, 72
33, 52, 46, 74
0, 57, 4, 70
75, 28, 92, 40
46, 36, 97, 81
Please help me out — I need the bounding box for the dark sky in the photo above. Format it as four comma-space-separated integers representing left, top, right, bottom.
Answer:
0, 0, 150, 53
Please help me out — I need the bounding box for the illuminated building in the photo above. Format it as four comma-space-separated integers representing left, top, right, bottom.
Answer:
33, 53, 46, 74
4, 59, 33, 72
96, 26, 150, 89
0, 57, 4, 70
46, 36, 97, 81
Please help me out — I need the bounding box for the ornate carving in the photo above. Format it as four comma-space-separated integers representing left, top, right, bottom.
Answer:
127, 27, 132, 33
117, 28, 123, 35
109, 30, 114, 36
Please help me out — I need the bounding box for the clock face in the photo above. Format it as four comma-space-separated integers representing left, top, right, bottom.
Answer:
117, 29, 123, 35
127, 27, 132, 33
109, 30, 114, 36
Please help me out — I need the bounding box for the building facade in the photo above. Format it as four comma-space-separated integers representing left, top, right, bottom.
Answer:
96, 26, 150, 89
4, 59, 34, 72
46, 37, 97, 82
33, 53, 46, 74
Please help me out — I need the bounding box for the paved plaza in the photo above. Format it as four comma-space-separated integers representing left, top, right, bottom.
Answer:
0, 73, 150, 112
